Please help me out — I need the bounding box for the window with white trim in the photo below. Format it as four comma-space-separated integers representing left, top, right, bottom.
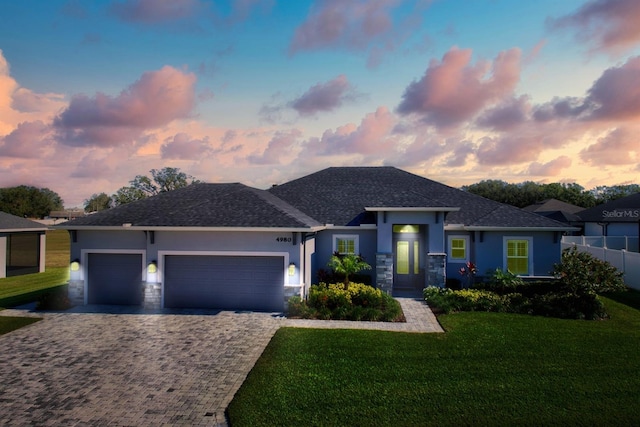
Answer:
504, 237, 532, 275
333, 235, 359, 255
448, 235, 469, 262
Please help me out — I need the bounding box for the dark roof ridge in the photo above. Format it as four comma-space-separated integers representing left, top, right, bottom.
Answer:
247, 187, 323, 228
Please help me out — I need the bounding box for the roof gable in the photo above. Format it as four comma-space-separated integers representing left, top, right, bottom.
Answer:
0, 211, 47, 231
577, 192, 640, 222
61, 183, 322, 229
269, 167, 570, 229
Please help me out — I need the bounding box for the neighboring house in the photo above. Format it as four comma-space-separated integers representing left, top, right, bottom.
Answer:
576, 193, 640, 237
58, 167, 574, 311
523, 199, 584, 225
0, 211, 48, 278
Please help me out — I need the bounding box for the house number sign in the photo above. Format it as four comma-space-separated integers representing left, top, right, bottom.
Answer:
276, 237, 292, 242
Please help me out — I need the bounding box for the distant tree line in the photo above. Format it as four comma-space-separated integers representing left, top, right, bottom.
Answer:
0, 186, 64, 218
84, 167, 200, 213
461, 180, 640, 209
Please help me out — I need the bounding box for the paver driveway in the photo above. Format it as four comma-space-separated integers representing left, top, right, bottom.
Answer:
0, 307, 282, 426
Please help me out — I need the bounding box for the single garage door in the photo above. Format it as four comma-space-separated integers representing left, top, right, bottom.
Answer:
87, 253, 143, 305
164, 255, 284, 311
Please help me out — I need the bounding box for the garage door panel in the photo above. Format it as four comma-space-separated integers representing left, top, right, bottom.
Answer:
164, 255, 284, 311
88, 253, 143, 305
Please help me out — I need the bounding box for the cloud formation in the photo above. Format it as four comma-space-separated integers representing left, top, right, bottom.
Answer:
0, 121, 51, 158
161, 133, 213, 159
549, 0, 640, 54
397, 47, 521, 127
290, 75, 359, 116
53, 66, 196, 147
580, 127, 639, 165
109, 0, 207, 24
525, 156, 572, 177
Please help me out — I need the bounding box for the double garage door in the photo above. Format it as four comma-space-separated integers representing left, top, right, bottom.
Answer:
87, 253, 285, 311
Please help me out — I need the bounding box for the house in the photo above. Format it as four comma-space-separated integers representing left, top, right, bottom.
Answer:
523, 199, 584, 225
0, 211, 48, 278
58, 167, 574, 311
576, 193, 640, 238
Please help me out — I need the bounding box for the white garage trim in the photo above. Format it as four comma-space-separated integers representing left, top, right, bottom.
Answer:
157, 250, 290, 309
80, 249, 147, 305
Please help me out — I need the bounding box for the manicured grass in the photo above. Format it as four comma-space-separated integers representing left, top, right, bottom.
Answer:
228, 294, 640, 426
0, 229, 70, 308
0, 316, 41, 335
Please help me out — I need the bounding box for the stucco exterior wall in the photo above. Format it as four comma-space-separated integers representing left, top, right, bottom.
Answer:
469, 231, 561, 279
313, 228, 377, 284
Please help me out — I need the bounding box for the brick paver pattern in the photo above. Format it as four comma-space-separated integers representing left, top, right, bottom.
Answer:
0, 298, 441, 426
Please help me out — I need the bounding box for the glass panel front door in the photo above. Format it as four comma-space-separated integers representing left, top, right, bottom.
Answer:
393, 225, 425, 294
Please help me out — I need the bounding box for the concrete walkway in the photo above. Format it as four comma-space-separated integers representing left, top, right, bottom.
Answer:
283, 297, 444, 333
0, 298, 441, 426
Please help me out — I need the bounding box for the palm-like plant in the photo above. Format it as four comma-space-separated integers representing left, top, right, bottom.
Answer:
327, 252, 372, 289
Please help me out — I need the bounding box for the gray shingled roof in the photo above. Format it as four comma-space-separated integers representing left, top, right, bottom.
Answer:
577, 192, 640, 222
523, 199, 584, 215
0, 211, 48, 231
269, 167, 571, 229
60, 183, 322, 229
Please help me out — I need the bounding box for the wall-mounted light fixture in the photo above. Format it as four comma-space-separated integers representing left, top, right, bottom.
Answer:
288, 262, 295, 276
147, 260, 157, 274
70, 259, 80, 271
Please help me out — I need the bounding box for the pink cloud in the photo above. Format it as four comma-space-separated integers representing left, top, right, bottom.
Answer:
305, 106, 396, 157
397, 47, 521, 127
109, 0, 207, 24
549, 0, 640, 54
290, 75, 359, 116
584, 56, 640, 120
290, 0, 394, 52
53, 66, 196, 147
580, 127, 640, 165
248, 129, 302, 164
0, 121, 51, 158
11, 88, 66, 113
526, 156, 572, 177
161, 133, 213, 159
288, 0, 422, 67
475, 96, 530, 131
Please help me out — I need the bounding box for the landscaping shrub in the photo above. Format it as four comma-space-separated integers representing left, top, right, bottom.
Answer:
552, 246, 626, 294
287, 282, 404, 322
478, 268, 524, 293
424, 286, 506, 314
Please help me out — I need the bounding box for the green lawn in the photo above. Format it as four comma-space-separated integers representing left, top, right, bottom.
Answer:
228, 292, 640, 426
0, 229, 70, 308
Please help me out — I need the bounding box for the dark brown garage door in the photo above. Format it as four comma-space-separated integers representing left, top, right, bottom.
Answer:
87, 253, 143, 305
163, 255, 284, 311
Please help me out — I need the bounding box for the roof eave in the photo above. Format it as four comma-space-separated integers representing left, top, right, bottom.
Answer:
365, 207, 460, 212
463, 226, 580, 232
55, 225, 325, 232
0, 227, 49, 233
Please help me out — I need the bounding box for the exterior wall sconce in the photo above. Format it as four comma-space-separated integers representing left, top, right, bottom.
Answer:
70, 259, 80, 271
288, 262, 295, 276
147, 261, 157, 274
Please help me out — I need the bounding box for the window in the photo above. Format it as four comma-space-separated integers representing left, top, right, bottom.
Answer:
448, 236, 469, 262
504, 238, 532, 275
333, 235, 359, 255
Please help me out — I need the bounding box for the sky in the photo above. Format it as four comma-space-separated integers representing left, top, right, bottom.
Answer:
1, 0, 639, 208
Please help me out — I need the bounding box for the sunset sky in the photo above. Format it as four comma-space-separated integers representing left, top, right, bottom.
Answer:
1, 0, 639, 208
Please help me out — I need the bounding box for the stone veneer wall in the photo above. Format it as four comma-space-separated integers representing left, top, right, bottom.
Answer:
427, 253, 447, 288
143, 283, 162, 309
68, 280, 84, 306
376, 253, 394, 295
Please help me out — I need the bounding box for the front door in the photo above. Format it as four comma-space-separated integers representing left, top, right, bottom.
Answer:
393, 225, 425, 295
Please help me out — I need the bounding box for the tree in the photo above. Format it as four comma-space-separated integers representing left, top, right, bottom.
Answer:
590, 185, 640, 204
327, 253, 372, 289
0, 185, 64, 218
84, 193, 113, 213
462, 180, 598, 208
113, 167, 200, 206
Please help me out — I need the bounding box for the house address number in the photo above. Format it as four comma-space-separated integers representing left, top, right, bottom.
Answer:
276, 237, 292, 242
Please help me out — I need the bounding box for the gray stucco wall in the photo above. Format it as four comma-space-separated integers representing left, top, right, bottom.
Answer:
466, 231, 561, 279
313, 228, 377, 284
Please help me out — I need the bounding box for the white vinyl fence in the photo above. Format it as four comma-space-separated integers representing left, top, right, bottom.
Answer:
562, 237, 640, 290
